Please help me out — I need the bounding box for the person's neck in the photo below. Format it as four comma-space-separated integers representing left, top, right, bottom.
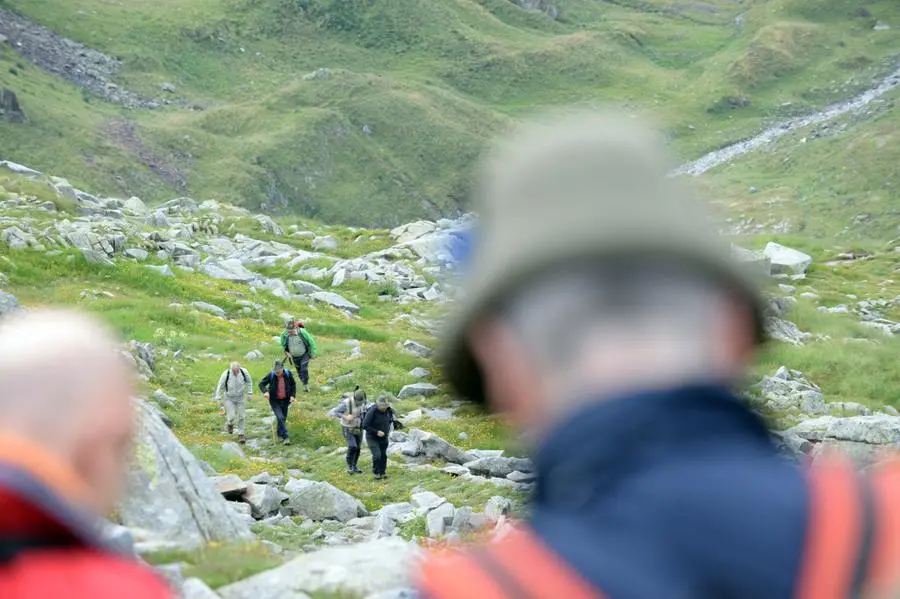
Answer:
0, 432, 92, 509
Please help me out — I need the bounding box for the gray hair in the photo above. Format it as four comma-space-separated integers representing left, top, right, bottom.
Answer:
230, 361, 240, 370
498, 259, 740, 378
376, 395, 390, 407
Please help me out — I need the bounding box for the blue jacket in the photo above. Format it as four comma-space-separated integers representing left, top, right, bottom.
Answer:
529, 385, 808, 599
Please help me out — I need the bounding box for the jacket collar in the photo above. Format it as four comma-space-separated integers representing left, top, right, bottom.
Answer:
0, 435, 91, 505
532, 385, 774, 510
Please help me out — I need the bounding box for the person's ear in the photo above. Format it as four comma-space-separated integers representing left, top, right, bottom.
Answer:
714, 294, 757, 377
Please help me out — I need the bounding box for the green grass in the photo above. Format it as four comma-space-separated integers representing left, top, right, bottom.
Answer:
1, 0, 899, 225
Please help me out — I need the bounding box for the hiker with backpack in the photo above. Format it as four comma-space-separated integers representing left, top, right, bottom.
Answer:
416, 110, 900, 599
258, 360, 296, 446
362, 394, 400, 480
331, 386, 367, 475
281, 319, 317, 393
214, 361, 253, 444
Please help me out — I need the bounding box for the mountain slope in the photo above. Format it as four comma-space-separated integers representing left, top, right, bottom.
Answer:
1, 0, 899, 225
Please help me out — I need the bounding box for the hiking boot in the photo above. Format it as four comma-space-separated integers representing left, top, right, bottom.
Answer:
374, 473, 383, 480
227, 423, 234, 435
347, 467, 356, 475
304, 385, 310, 393
238, 434, 246, 445
283, 438, 291, 446
352, 466, 363, 474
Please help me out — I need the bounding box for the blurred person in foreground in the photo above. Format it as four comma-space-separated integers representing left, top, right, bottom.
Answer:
0, 309, 172, 598
417, 109, 900, 599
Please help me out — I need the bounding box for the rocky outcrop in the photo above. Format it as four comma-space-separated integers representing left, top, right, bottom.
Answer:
0, 88, 26, 123
788, 414, 900, 467
285, 479, 367, 522
118, 401, 253, 549
218, 538, 422, 599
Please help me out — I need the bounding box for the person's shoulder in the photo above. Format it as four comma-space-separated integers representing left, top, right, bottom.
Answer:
5, 550, 174, 598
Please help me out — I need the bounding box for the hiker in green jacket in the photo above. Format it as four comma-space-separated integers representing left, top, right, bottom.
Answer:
281, 319, 317, 392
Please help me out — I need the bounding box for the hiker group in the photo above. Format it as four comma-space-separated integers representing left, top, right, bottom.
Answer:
330, 387, 402, 479
214, 317, 317, 446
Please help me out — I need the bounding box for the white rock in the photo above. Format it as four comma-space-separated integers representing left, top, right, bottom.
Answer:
426, 502, 455, 538
217, 538, 421, 599
764, 242, 812, 275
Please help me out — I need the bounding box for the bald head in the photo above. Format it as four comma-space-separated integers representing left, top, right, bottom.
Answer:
0, 309, 135, 514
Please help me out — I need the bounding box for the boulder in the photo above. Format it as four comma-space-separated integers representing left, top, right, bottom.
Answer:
409, 368, 430, 379
125, 248, 149, 261
118, 401, 253, 548
218, 538, 421, 599
764, 242, 812, 275
123, 197, 149, 216
484, 496, 512, 522
313, 235, 339, 251
450, 506, 474, 534
401, 429, 470, 465
254, 215, 284, 236
192, 301, 227, 318
202, 259, 259, 283
310, 291, 360, 314
182, 578, 222, 599
290, 280, 324, 295
243, 483, 287, 519
398, 383, 439, 399
789, 414, 900, 466
287, 480, 367, 522
410, 491, 446, 514
401, 340, 432, 358
753, 367, 826, 415
426, 502, 456, 538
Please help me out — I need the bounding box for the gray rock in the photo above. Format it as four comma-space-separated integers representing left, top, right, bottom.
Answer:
245, 349, 264, 361
118, 401, 253, 548
122, 196, 148, 215
442, 464, 471, 477
152, 389, 177, 407
229, 501, 253, 518
290, 280, 324, 295
243, 483, 287, 519
331, 269, 347, 287
155, 564, 186, 591
218, 538, 420, 599
0, 290, 21, 318
182, 578, 222, 599
192, 301, 227, 318
146, 264, 175, 277
310, 291, 360, 314
125, 248, 149, 261
410, 491, 446, 514
254, 214, 284, 236
378, 503, 416, 524
754, 367, 826, 415
100, 521, 137, 557
202, 259, 259, 283
507, 471, 536, 483
0, 160, 42, 178
764, 242, 812, 275
790, 415, 900, 445
409, 367, 430, 379
222, 441, 247, 459
426, 502, 455, 538
401, 429, 470, 465
450, 506, 474, 534
146, 211, 170, 227
82, 248, 114, 266
398, 383, 439, 399
484, 496, 512, 522
465, 457, 516, 478
287, 480, 367, 522
401, 340, 432, 358
312, 235, 339, 251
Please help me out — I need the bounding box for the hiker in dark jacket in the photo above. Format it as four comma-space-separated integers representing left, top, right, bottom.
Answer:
417, 110, 900, 599
332, 387, 366, 475
363, 395, 393, 480
258, 360, 296, 445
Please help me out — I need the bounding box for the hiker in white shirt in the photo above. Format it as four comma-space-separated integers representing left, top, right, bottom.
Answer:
215, 362, 253, 444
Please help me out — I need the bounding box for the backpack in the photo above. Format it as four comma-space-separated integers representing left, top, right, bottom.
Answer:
225, 368, 248, 390
286, 329, 308, 358
416, 456, 900, 599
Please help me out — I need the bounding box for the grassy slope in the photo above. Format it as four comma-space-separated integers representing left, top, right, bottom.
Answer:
1, 0, 899, 225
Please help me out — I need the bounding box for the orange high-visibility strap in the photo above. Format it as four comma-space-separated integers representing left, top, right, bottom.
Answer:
795, 457, 875, 599
860, 457, 900, 599
418, 527, 605, 599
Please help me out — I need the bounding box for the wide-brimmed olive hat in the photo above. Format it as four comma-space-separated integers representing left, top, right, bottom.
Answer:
438, 108, 767, 404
